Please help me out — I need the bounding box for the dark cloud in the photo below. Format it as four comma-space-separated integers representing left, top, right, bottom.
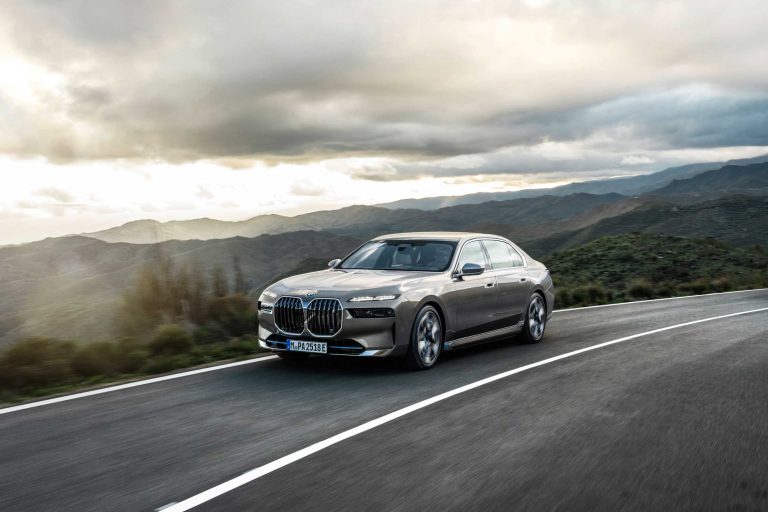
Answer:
1, 0, 767, 172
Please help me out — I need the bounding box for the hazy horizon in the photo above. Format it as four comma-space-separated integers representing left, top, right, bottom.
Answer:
2, 0, 768, 244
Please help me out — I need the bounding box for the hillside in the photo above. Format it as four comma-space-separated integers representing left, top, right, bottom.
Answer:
544, 233, 768, 306
0, 231, 364, 346
82, 215, 292, 244
376, 154, 768, 210
652, 162, 768, 198
83, 193, 629, 245
522, 195, 768, 257
77, 156, 768, 245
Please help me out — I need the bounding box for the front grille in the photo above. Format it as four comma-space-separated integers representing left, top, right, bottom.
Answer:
273, 296, 304, 335
306, 298, 343, 336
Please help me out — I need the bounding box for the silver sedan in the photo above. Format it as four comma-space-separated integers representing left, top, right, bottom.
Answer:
257, 232, 555, 369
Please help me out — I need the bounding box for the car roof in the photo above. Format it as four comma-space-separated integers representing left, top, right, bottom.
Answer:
371, 232, 505, 242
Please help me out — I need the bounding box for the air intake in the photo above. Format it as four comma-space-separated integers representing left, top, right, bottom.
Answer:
307, 298, 343, 337
273, 296, 305, 335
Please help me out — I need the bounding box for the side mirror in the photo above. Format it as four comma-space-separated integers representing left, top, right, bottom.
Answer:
328, 258, 341, 269
457, 262, 485, 277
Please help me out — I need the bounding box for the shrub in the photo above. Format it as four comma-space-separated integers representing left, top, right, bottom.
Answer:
116, 349, 149, 374
627, 278, 654, 299
149, 324, 193, 356
193, 322, 231, 345
679, 278, 709, 295
710, 277, 732, 293
569, 286, 587, 305
141, 354, 193, 374
0, 337, 76, 392
71, 341, 120, 378
555, 288, 571, 308
207, 294, 257, 337
656, 283, 675, 297
584, 284, 606, 304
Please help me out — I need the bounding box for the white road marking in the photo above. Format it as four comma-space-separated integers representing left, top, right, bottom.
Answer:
0, 356, 278, 416
163, 306, 768, 512
552, 287, 767, 313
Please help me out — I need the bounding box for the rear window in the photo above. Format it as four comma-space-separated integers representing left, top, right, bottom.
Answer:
483, 240, 524, 269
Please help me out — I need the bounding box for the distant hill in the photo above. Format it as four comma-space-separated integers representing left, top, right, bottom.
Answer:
0, 231, 363, 347
83, 193, 629, 245
652, 162, 768, 199
82, 215, 291, 244
76, 154, 768, 244
377, 154, 768, 210
522, 195, 768, 257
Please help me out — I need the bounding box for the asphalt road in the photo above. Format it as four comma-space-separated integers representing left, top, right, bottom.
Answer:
1, 290, 767, 512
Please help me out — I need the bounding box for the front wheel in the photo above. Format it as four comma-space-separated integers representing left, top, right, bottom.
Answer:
520, 294, 547, 343
405, 305, 443, 370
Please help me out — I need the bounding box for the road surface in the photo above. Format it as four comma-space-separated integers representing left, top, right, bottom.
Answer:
1, 290, 767, 511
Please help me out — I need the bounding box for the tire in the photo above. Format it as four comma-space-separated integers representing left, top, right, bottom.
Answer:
277, 351, 311, 361
405, 305, 443, 370
520, 293, 547, 343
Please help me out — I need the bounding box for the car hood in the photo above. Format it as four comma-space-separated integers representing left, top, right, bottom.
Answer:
272, 269, 436, 295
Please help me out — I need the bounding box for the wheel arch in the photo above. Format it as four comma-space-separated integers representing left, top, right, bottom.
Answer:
530, 283, 555, 319
410, 295, 449, 334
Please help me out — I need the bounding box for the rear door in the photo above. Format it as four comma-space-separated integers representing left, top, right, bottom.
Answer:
482, 239, 532, 327
447, 240, 499, 339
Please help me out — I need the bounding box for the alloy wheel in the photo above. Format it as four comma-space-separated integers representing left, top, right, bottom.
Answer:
416, 310, 441, 366
528, 295, 546, 340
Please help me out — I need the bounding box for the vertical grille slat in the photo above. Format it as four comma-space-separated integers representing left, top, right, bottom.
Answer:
323, 300, 329, 334
274, 296, 305, 335
307, 298, 342, 337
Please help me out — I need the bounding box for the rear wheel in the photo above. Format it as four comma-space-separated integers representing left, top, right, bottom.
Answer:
520, 294, 547, 343
405, 305, 443, 370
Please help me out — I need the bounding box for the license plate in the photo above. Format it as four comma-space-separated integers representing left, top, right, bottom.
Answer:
287, 340, 327, 354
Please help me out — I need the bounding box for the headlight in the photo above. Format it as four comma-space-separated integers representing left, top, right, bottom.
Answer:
348, 294, 399, 302
262, 289, 278, 299
258, 301, 274, 313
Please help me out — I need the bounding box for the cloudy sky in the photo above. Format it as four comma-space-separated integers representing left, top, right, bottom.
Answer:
1, 0, 767, 244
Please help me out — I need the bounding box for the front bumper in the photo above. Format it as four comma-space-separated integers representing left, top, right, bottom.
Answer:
258, 337, 397, 357
258, 307, 403, 357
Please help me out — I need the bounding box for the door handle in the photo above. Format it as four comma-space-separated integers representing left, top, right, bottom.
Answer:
485, 282, 495, 288
520, 278, 527, 282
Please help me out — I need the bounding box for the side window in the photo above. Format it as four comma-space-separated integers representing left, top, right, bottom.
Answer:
456, 240, 486, 270
484, 240, 524, 269
508, 245, 525, 267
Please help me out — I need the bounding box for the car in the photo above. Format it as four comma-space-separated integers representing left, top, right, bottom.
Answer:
257, 232, 555, 369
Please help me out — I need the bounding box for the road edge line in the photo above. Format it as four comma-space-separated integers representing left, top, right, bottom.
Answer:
552, 287, 768, 313
0, 355, 278, 416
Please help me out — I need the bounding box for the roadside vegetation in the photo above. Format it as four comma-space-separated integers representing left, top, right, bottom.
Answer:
546, 233, 767, 308
1, 233, 765, 404
0, 254, 264, 404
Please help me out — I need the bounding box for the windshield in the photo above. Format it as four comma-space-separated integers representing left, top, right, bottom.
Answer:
340, 240, 457, 272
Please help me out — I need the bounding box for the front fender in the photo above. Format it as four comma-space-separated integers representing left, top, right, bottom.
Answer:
393, 293, 450, 353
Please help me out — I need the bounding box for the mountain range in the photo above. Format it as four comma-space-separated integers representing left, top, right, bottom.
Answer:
375, 154, 768, 210
1, 157, 766, 346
